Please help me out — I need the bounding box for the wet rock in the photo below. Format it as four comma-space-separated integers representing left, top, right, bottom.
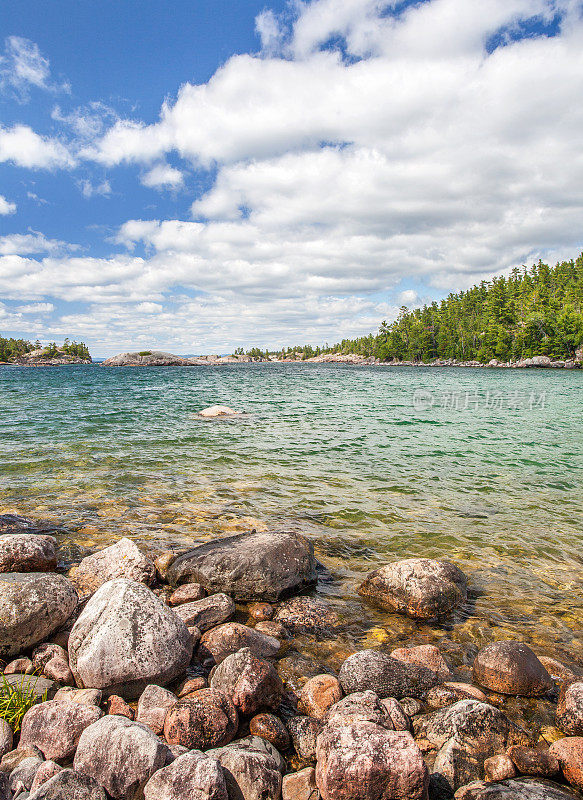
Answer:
298, 675, 343, 719
277, 654, 334, 692
106, 695, 135, 719
358, 558, 468, 619
19, 700, 103, 761
273, 597, 340, 635
207, 739, 283, 800
0, 572, 78, 657
283, 767, 319, 800
338, 649, 439, 699
0, 514, 57, 535
69, 538, 156, 595
473, 642, 552, 697
29, 761, 62, 794
287, 716, 322, 762
323, 691, 394, 729
68, 578, 193, 698
9, 756, 43, 793
198, 405, 241, 417
32, 643, 74, 685
53, 687, 102, 706
28, 769, 107, 800
391, 645, 452, 681
143, 749, 228, 800
136, 685, 177, 734
174, 676, 206, 697
249, 713, 291, 751
454, 777, 582, 799
168, 583, 205, 606
506, 745, 559, 777
74, 715, 170, 799
316, 722, 429, 800
549, 737, 583, 790
538, 657, 577, 683
256, 621, 288, 638
556, 681, 583, 735
484, 755, 517, 781
210, 647, 283, 716
4, 657, 34, 675
167, 531, 317, 601
249, 602, 274, 621
0, 534, 57, 573
174, 593, 235, 632
199, 623, 280, 666
163, 689, 238, 749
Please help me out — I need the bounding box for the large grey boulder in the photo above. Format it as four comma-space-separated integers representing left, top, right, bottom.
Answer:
454, 778, 582, 799
28, 769, 107, 800
207, 739, 284, 800
74, 715, 170, 799
0, 534, 57, 573
167, 531, 317, 601
0, 573, 78, 657
338, 649, 439, 699
68, 579, 192, 698
174, 593, 235, 632
358, 558, 468, 619
19, 700, 103, 761
143, 750, 228, 800
69, 538, 156, 596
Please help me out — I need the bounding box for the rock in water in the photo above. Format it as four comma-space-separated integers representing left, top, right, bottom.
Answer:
338, 649, 439, 699
69, 538, 156, 595
549, 737, 583, 791
198, 405, 241, 417
143, 750, 228, 800
0, 514, 57, 535
316, 721, 429, 800
473, 641, 552, 696
173, 593, 235, 632
198, 623, 281, 665
273, 596, 341, 635
358, 558, 468, 618
166, 531, 317, 601
19, 700, 103, 761
74, 716, 170, 799
0, 573, 78, 657
68, 578, 193, 698
0, 534, 57, 573
28, 769, 107, 800
454, 778, 582, 799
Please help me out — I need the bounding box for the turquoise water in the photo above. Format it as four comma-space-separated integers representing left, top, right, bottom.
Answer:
1, 363, 583, 673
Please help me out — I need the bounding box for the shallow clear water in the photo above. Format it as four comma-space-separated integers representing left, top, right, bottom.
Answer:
1, 362, 582, 679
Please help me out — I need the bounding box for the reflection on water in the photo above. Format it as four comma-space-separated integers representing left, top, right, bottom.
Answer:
1, 363, 583, 689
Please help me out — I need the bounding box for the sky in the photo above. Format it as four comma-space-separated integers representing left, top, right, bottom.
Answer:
0, 0, 582, 357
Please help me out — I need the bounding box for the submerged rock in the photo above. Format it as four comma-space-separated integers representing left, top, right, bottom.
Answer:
167, 531, 317, 601
0, 534, 57, 573
273, 596, 341, 635
198, 405, 242, 417
0, 572, 78, 657
69, 538, 156, 595
473, 642, 552, 696
0, 514, 57, 535
506, 745, 559, 777
338, 649, 439, 699
143, 750, 228, 800
358, 558, 468, 619
68, 578, 193, 698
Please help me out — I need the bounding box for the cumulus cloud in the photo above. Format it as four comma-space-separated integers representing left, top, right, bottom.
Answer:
0, 232, 76, 256
0, 195, 16, 215
0, 36, 68, 101
16, 302, 55, 314
141, 163, 184, 189
0, 125, 76, 169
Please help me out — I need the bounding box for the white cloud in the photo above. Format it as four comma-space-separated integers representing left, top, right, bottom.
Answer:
256, 10, 283, 54
0, 232, 75, 256
0, 36, 68, 101
0, 125, 76, 169
16, 302, 55, 314
78, 178, 112, 198
141, 163, 184, 189
0, 195, 16, 215
52, 102, 118, 139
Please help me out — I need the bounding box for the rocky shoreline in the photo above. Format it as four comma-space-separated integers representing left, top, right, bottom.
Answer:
0, 514, 582, 799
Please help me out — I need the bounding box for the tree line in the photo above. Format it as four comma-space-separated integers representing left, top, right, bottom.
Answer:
0, 337, 91, 362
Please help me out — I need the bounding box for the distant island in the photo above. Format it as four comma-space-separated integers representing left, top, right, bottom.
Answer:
0, 337, 92, 365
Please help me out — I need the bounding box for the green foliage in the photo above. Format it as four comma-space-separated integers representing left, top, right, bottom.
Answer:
0, 673, 47, 733
138, 351, 152, 356
291, 253, 583, 363
0, 337, 91, 362
0, 337, 34, 362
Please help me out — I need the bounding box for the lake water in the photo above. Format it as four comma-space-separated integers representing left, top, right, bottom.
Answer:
1, 362, 582, 687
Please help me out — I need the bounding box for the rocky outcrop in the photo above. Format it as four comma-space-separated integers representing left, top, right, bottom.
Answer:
167, 531, 317, 601
358, 558, 468, 618
0, 534, 57, 573
163, 689, 238, 749
473, 641, 552, 696
68, 579, 193, 698
101, 351, 194, 366
0, 572, 78, 656
19, 700, 103, 761
338, 649, 439, 698
210, 647, 283, 716
69, 538, 156, 596
454, 778, 582, 799
143, 750, 228, 800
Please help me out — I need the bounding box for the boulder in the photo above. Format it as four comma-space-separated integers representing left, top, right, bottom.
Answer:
74, 715, 170, 799
0, 721, 12, 761
207, 739, 283, 800
0, 572, 78, 656
19, 700, 103, 761
454, 777, 582, 799
390, 645, 452, 681
143, 750, 228, 800
199, 623, 280, 666
9, 755, 43, 793
68, 579, 193, 698
556, 681, 583, 735
69, 538, 155, 595
168, 583, 205, 606
273, 597, 340, 635
473, 642, 552, 696
322, 691, 395, 730
282, 768, 319, 800
28, 769, 107, 800
506, 745, 559, 777
32, 643, 74, 685
298, 675, 343, 719
0, 534, 57, 573
357, 558, 468, 619
433, 738, 484, 792
167, 531, 317, 601
338, 649, 439, 699
136, 685, 177, 734
174, 593, 235, 632
381, 698, 411, 731
53, 687, 102, 706
210, 647, 283, 716
316, 721, 429, 800
29, 761, 62, 794
287, 716, 322, 762
549, 737, 583, 790
163, 689, 238, 749
484, 755, 517, 781
249, 713, 291, 751
413, 700, 522, 753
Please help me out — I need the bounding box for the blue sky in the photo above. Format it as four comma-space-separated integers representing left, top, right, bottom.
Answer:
1, 0, 582, 356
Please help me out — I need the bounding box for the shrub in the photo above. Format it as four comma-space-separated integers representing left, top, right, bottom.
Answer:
0, 672, 47, 732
